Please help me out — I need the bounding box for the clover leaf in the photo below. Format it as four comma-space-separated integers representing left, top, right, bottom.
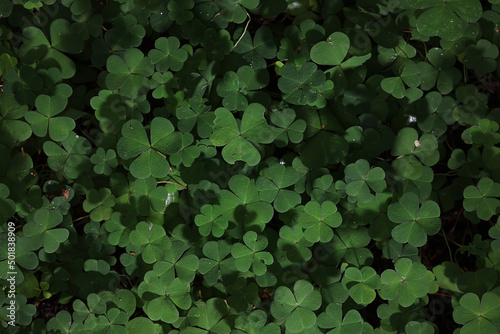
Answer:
344, 159, 386, 203
105, 14, 146, 50
25, 94, 75, 142
463, 39, 499, 76
270, 108, 307, 147
153, 240, 199, 283
209, 103, 277, 166
23, 209, 68, 253
148, 36, 188, 72
233, 26, 277, 70
198, 240, 237, 286
90, 148, 118, 176
310, 32, 350, 66
105, 48, 154, 99
452, 292, 500, 333
82, 188, 116, 222
219, 174, 274, 234
388, 193, 441, 247
297, 200, 342, 243
42, 132, 92, 179
187, 298, 231, 332
138, 273, 191, 324
175, 98, 214, 138
391, 127, 439, 180
270, 280, 322, 333
0, 93, 31, 147
234, 309, 280, 334
169, 132, 201, 167
379, 258, 429, 307
195, 204, 228, 237
216, 71, 248, 111
217, 0, 258, 23
129, 221, 171, 264
116, 118, 182, 179
277, 224, 313, 263
231, 231, 273, 275
278, 62, 331, 106
19, 21, 81, 79
342, 266, 381, 305
317, 303, 364, 334
168, 0, 194, 25
257, 163, 302, 213
463, 177, 500, 221
413, 0, 483, 41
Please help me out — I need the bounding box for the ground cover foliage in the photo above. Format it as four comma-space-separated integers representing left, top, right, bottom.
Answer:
1, 0, 500, 332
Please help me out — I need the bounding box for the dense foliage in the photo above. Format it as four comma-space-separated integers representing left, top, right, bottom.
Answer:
1, 0, 500, 332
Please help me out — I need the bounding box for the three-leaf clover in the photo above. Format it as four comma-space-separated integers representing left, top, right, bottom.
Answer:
219, 174, 275, 234
341, 266, 381, 305
138, 273, 191, 324
388, 193, 441, 247
198, 240, 237, 286
379, 258, 430, 307
25, 95, 75, 141
344, 159, 386, 203
195, 204, 229, 237
152, 240, 199, 284
278, 62, 330, 106
90, 148, 118, 176
105, 48, 154, 98
129, 221, 171, 264
209, 103, 277, 166
412, 0, 483, 41
257, 163, 302, 213
116, 117, 182, 179
297, 200, 342, 243
187, 298, 231, 332
82, 188, 116, 222
23, 209, 69, 253
270, 108, 307, 147
148, 36, 188, 72
270, 280, 322, 333
452, 292, 500, 333
231, 231, 273, 276
463, 177, 500, 221
317, 303, 364, 334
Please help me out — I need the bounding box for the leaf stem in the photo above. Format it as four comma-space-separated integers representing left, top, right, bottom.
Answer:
157, 180, 187, 189
73, 215, 90, 226
233, 13, 251, 50
441, 228, 454, 263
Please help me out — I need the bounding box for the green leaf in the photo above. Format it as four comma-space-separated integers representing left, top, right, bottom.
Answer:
129, 221, 171, 264
25, 95, 75, 141
195, 204, 229, 237
148, 36, 188, 72
210, 104, 277, 166
105, 48, 154, 98
453, 292, 500, 333
83, 188, 116, 222
23, 209, 68, 253
380, 258, 430, 307
310, 32, 350, 66
388, 193, 441, 247
231, 231, 273, 275
298, 201, 342, 243
414, 0, 482, 40
270, 280, 322, 332
116, 118, 181, 179
317, 303, 364, 333
344, 159, 386, 203
342, 266, 381, 305
463, 177, 500, 221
